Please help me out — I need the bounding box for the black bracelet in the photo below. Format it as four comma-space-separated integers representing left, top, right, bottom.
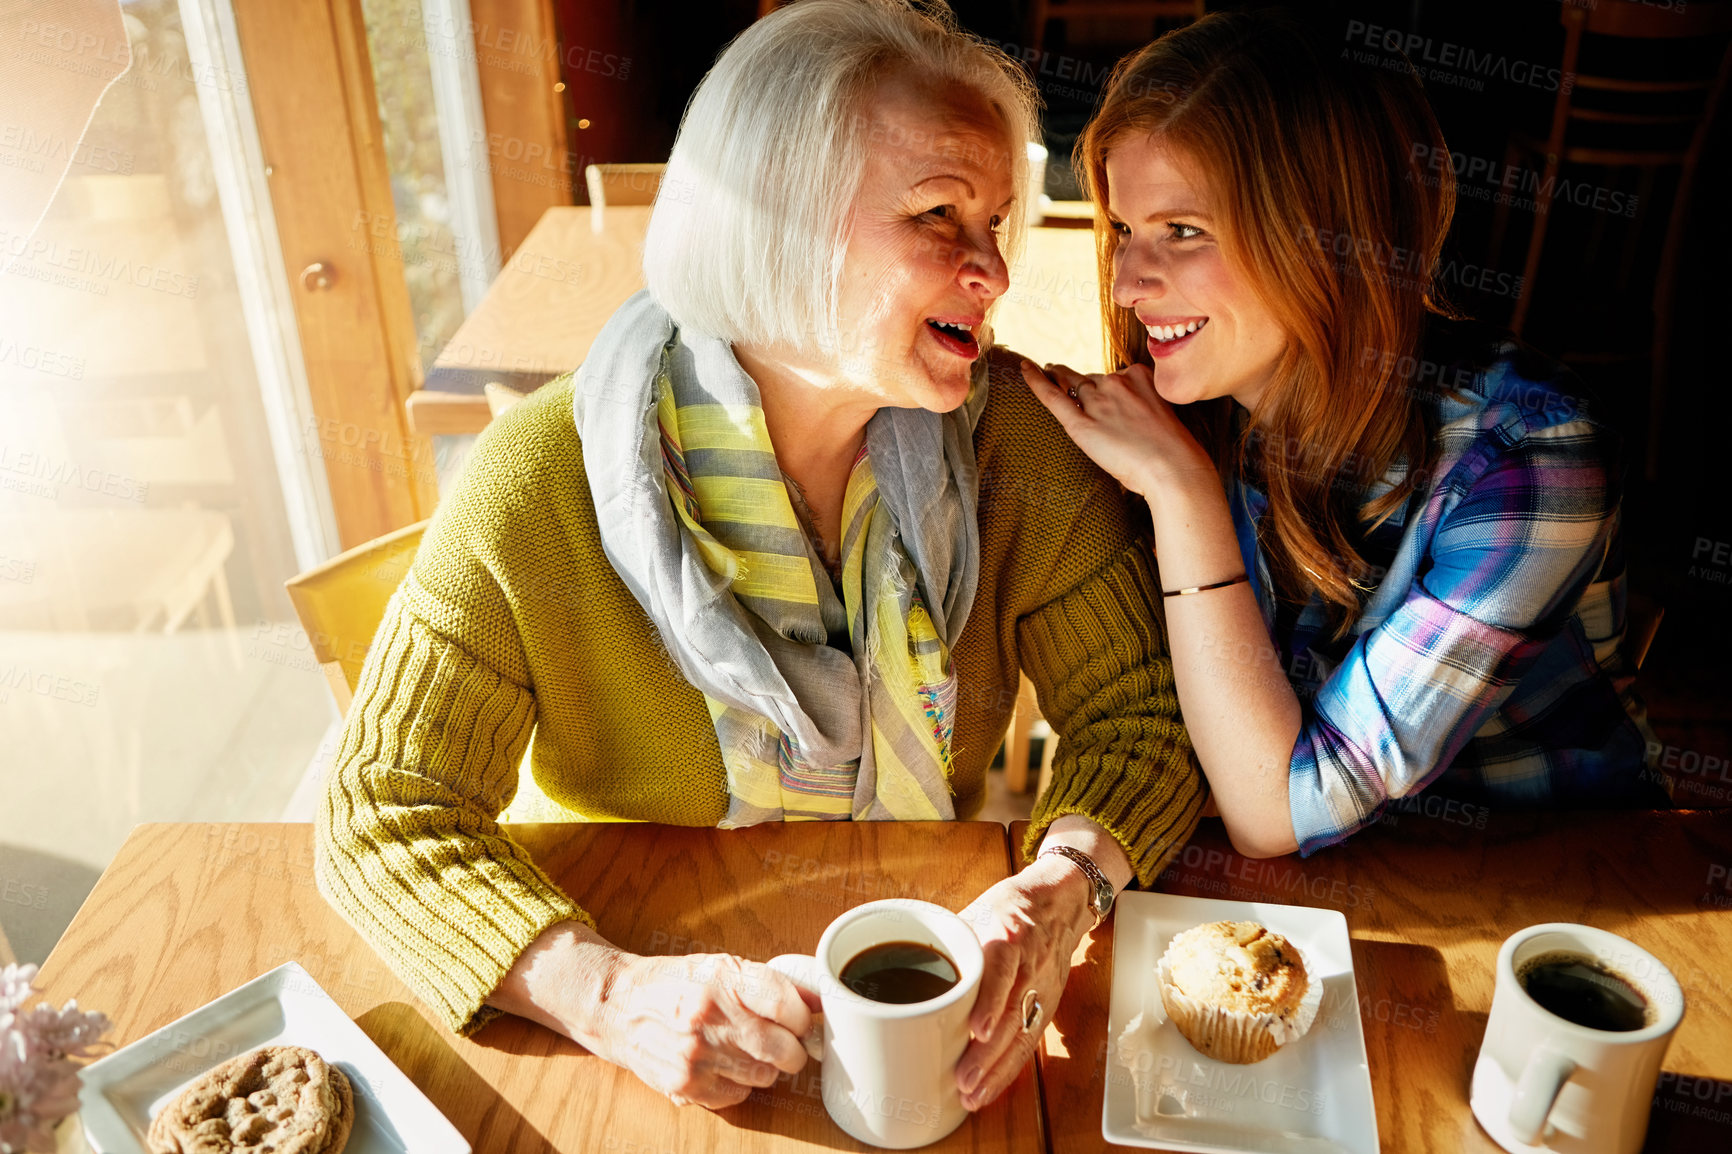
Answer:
1162, 573, 1250, 598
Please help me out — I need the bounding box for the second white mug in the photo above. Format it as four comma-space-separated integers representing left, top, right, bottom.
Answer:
1470, 923, 1684, 1154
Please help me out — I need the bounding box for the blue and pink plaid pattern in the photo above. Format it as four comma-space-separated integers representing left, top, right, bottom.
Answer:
1230, 322, 1656, 856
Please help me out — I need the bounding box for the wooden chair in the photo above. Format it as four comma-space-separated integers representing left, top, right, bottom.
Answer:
1002, 673, 1060, 797
284, 520, 429, 714
1029, 0, 1203, 52
1492, 0, 1732, 477
284, 520, 575, 822
584, 163, 664, 208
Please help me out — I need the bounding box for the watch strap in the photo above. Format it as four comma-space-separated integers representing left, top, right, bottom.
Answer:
1038, 843, 1115, 927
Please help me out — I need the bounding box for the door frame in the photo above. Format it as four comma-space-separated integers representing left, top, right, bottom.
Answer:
182, 0, 574, 557
178, 0, 341, 570
221, 0, 442, 553
422, 0, 503, 313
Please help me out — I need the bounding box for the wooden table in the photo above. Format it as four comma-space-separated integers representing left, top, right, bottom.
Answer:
407, 205, 1104, 436
36, 822, 1042, 1153
1016, 812, 1732, 1154
407, 205, 654, 435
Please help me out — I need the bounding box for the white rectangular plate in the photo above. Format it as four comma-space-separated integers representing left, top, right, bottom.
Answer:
78, 962, 470, 1154
1104, 892, 1378, 1154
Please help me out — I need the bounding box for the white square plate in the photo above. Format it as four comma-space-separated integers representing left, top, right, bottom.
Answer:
1104, 892, 1378, 1154
77, 962, 470, 1154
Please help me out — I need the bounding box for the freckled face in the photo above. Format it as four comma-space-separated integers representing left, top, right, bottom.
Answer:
1105, 134, 1288, 411
832, 75, 1016, 412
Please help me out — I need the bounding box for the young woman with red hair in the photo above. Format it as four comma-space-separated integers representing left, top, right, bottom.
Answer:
1025, 10, 1658, 858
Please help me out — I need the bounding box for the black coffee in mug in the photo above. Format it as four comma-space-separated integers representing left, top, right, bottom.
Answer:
1517, 950, 1650, 1032
840, 941, 960, 1005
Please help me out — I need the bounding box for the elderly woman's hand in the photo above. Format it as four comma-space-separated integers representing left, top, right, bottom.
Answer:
953, 853, 1098, 1110
488, 923, 819, 1110
591, 951, 819, 1108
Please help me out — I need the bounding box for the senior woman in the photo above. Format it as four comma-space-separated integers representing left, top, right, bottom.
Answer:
316, 0, 1200, 1115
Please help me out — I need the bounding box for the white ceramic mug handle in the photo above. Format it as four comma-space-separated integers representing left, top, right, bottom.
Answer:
766, 953, 826, 1063
1509, 1047, 1578, 1144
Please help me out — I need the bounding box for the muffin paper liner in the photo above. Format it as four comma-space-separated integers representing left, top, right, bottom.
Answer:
1151, 939, 1322, 1064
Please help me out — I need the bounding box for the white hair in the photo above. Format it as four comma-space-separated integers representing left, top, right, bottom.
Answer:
642, 0, 1038, 355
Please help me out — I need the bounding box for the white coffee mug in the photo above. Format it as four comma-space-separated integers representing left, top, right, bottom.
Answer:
1471, 923, 1685, 1154
768, 898, 984, 1149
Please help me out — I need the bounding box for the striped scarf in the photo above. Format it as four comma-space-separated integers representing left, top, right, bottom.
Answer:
573, 291, 987, 825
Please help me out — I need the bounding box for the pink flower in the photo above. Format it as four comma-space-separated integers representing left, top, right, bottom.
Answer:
0, 965, 111, 1154
0, 967, 35, 1017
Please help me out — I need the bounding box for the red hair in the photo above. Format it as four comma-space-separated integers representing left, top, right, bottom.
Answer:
1078, 12, 1457, 632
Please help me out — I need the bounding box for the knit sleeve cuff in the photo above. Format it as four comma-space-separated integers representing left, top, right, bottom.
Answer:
315, 589, 597, 1036
1017, 543, 1205, 886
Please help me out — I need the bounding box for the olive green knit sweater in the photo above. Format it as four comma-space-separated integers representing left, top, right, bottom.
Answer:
315, 348, 1202, 1035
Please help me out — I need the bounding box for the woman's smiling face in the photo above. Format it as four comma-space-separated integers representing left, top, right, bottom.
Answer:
1105, 133, 1288, 412
832, 73, 1016, 412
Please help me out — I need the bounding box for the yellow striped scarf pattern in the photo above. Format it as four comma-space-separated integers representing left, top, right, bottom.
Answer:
655, 377, 956, 822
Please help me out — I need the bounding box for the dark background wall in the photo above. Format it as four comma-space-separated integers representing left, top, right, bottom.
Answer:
552, 0, 1732, 792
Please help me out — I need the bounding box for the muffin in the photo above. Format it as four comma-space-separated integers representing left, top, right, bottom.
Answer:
147, 1045, 353, 1154
1156, 920, 1320, 1064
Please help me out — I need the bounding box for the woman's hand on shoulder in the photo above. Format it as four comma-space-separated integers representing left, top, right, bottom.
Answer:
582, 947, 820, 1109
1020, 359, 1215, 500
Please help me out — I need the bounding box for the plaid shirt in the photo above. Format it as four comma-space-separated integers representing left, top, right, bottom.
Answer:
1229, 321, 1656, 856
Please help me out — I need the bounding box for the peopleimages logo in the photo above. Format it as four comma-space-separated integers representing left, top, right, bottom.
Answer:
1114, 1051, 1328, 1117
0, 229, 200, 298
1344, 20, 1573, 94
0, 122, 133, 175
1410, 144, 1638, 218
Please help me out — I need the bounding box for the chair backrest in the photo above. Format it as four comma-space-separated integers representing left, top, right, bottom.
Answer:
584, 163, 664, 208
1557, 0, 1732, 148
285, 517, 581, 823
1577, 0, 1732, 39
284, 519, 429, 713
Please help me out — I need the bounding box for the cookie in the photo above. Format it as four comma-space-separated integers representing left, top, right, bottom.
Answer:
147, 1045, 353, 1154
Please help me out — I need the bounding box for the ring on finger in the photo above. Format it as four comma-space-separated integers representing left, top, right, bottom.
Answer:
1020, 987, 1043, 1035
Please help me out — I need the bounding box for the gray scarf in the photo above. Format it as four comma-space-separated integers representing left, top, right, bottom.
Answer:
572, 291, 987, 824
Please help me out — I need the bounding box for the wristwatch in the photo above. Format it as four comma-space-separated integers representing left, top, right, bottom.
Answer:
1038, 844, 1116, 928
